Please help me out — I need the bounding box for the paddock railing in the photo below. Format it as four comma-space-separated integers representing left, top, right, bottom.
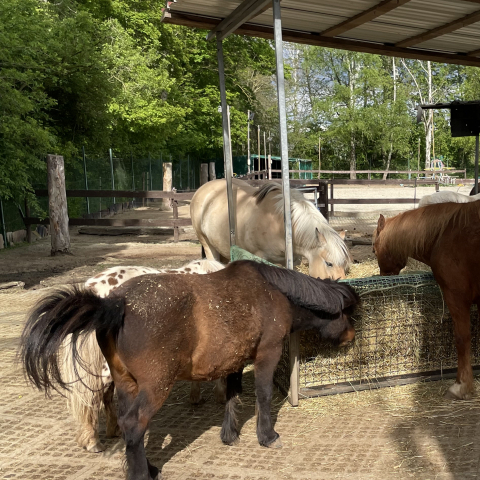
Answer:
22, 189, 194, 243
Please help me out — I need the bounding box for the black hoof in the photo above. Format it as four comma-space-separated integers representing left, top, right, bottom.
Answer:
147, 460, 160, 480
259, 431, 280, 448
220, 427, 239, 446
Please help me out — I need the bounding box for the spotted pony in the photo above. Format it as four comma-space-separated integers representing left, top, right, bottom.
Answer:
60, 259, 225, 453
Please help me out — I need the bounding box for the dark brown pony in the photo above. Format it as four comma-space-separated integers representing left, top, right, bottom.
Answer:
373, 203, 480, 400
20, 260, 358, 480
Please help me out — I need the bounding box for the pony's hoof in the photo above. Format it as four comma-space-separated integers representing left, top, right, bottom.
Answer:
148, 460, 160, 480
85, 441, 106, 453
266, 437, 283, 449
445, 383, 473, 400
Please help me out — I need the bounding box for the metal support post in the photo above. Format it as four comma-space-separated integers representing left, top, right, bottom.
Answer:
0, 197, 8, 248
475, 134, 479, 194
82, 146, 90, 214
216, 35, 236, 248
149, 153, 153, 190
109, 148, 115, 205
247, 110, 251, 174
131, 153, 135, 191
273, 0, 297, 406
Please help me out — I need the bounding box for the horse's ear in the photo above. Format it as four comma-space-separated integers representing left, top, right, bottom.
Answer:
338, 230, 346, 240
377, 214, 386, 233
315, 227, 326, 246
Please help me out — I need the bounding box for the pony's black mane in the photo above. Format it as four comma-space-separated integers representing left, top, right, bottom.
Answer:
235, 260, 359, 315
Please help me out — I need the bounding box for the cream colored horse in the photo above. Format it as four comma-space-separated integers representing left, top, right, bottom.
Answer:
191, 179, 351, 279
419, 190, 480, 207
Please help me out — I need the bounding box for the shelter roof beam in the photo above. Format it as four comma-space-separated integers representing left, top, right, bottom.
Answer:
162, 12, 480, 67
206, 0, 273, 41
396, 8, 480, 48
320, 0, 411, 38
468, 47, 480, 56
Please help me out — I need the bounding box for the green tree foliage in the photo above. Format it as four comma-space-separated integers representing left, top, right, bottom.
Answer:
284, 45, 479, 179
0, 0, 275, 200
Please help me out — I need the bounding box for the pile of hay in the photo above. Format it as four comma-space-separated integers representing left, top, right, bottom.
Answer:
277, 258, 479, 394
295, 257, 431, 279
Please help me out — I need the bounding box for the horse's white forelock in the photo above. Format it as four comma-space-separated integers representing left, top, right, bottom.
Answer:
269, 187, 350, 267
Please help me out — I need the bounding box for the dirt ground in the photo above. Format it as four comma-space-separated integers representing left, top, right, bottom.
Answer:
1, 191, 480, 480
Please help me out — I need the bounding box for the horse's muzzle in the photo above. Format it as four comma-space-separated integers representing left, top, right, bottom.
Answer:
338, 327, 355, 347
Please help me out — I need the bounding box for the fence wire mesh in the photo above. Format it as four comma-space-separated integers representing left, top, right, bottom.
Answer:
274, 273, 480, 394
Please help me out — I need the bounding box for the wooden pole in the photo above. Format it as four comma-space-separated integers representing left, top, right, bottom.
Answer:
162, 162, 173, 210
163, 162, 172, 191
47, 154, 71, 255
172, 199, 179, 242
209, 162, 216, 181
200, 163, 209, 185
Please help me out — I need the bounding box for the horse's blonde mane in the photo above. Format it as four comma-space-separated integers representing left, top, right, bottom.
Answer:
254, 184, 350, 267
382, 202, 480, 259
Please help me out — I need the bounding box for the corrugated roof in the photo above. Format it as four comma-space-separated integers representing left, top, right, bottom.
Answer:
162, 0, 480, 67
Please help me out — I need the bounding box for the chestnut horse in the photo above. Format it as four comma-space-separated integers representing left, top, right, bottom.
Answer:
373, 203, 480, 400
191, 179, 350, 279
21, 260, 358, 480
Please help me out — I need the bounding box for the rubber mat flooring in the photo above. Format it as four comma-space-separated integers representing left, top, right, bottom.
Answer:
2, 288, 480, 480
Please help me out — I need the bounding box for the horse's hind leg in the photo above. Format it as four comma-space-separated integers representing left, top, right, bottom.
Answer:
189, 382, 202, 404
103, 382, 120, 438
443, 294, 474, 400
197, 235, 222, 262
117, 388, 162, 480
74, 393, 104, 453
254, 347, 282, 448
220, 369, 243, 445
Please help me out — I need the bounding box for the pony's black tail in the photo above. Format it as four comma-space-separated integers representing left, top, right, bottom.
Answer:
20, 286, 124, 395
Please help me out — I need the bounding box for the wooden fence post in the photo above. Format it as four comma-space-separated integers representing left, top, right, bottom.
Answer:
47, 154, 71, 255
200, 163, 209, 185
329, 182, 334, 217
209, 162, 216, 181
161, 162, 173, 211
172, 199, 179, 242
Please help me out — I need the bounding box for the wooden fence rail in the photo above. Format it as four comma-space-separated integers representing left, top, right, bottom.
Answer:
23, 189, 195, 243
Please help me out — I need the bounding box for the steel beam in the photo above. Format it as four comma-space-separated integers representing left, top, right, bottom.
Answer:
321, 0, 411, 38
217, 36, 237, 248
272, 0, 297, 407
206, 0, 272, 41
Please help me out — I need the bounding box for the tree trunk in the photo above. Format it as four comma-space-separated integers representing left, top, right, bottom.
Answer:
383, 142, 393, 180
383, 58, 397, 181
350, 133, 357, 179
348, 57, 357, 179
424, 61, 433, 169
47, 154, 71, 256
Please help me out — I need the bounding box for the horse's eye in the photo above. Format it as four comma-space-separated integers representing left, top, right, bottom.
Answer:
325, 261, 333, 268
